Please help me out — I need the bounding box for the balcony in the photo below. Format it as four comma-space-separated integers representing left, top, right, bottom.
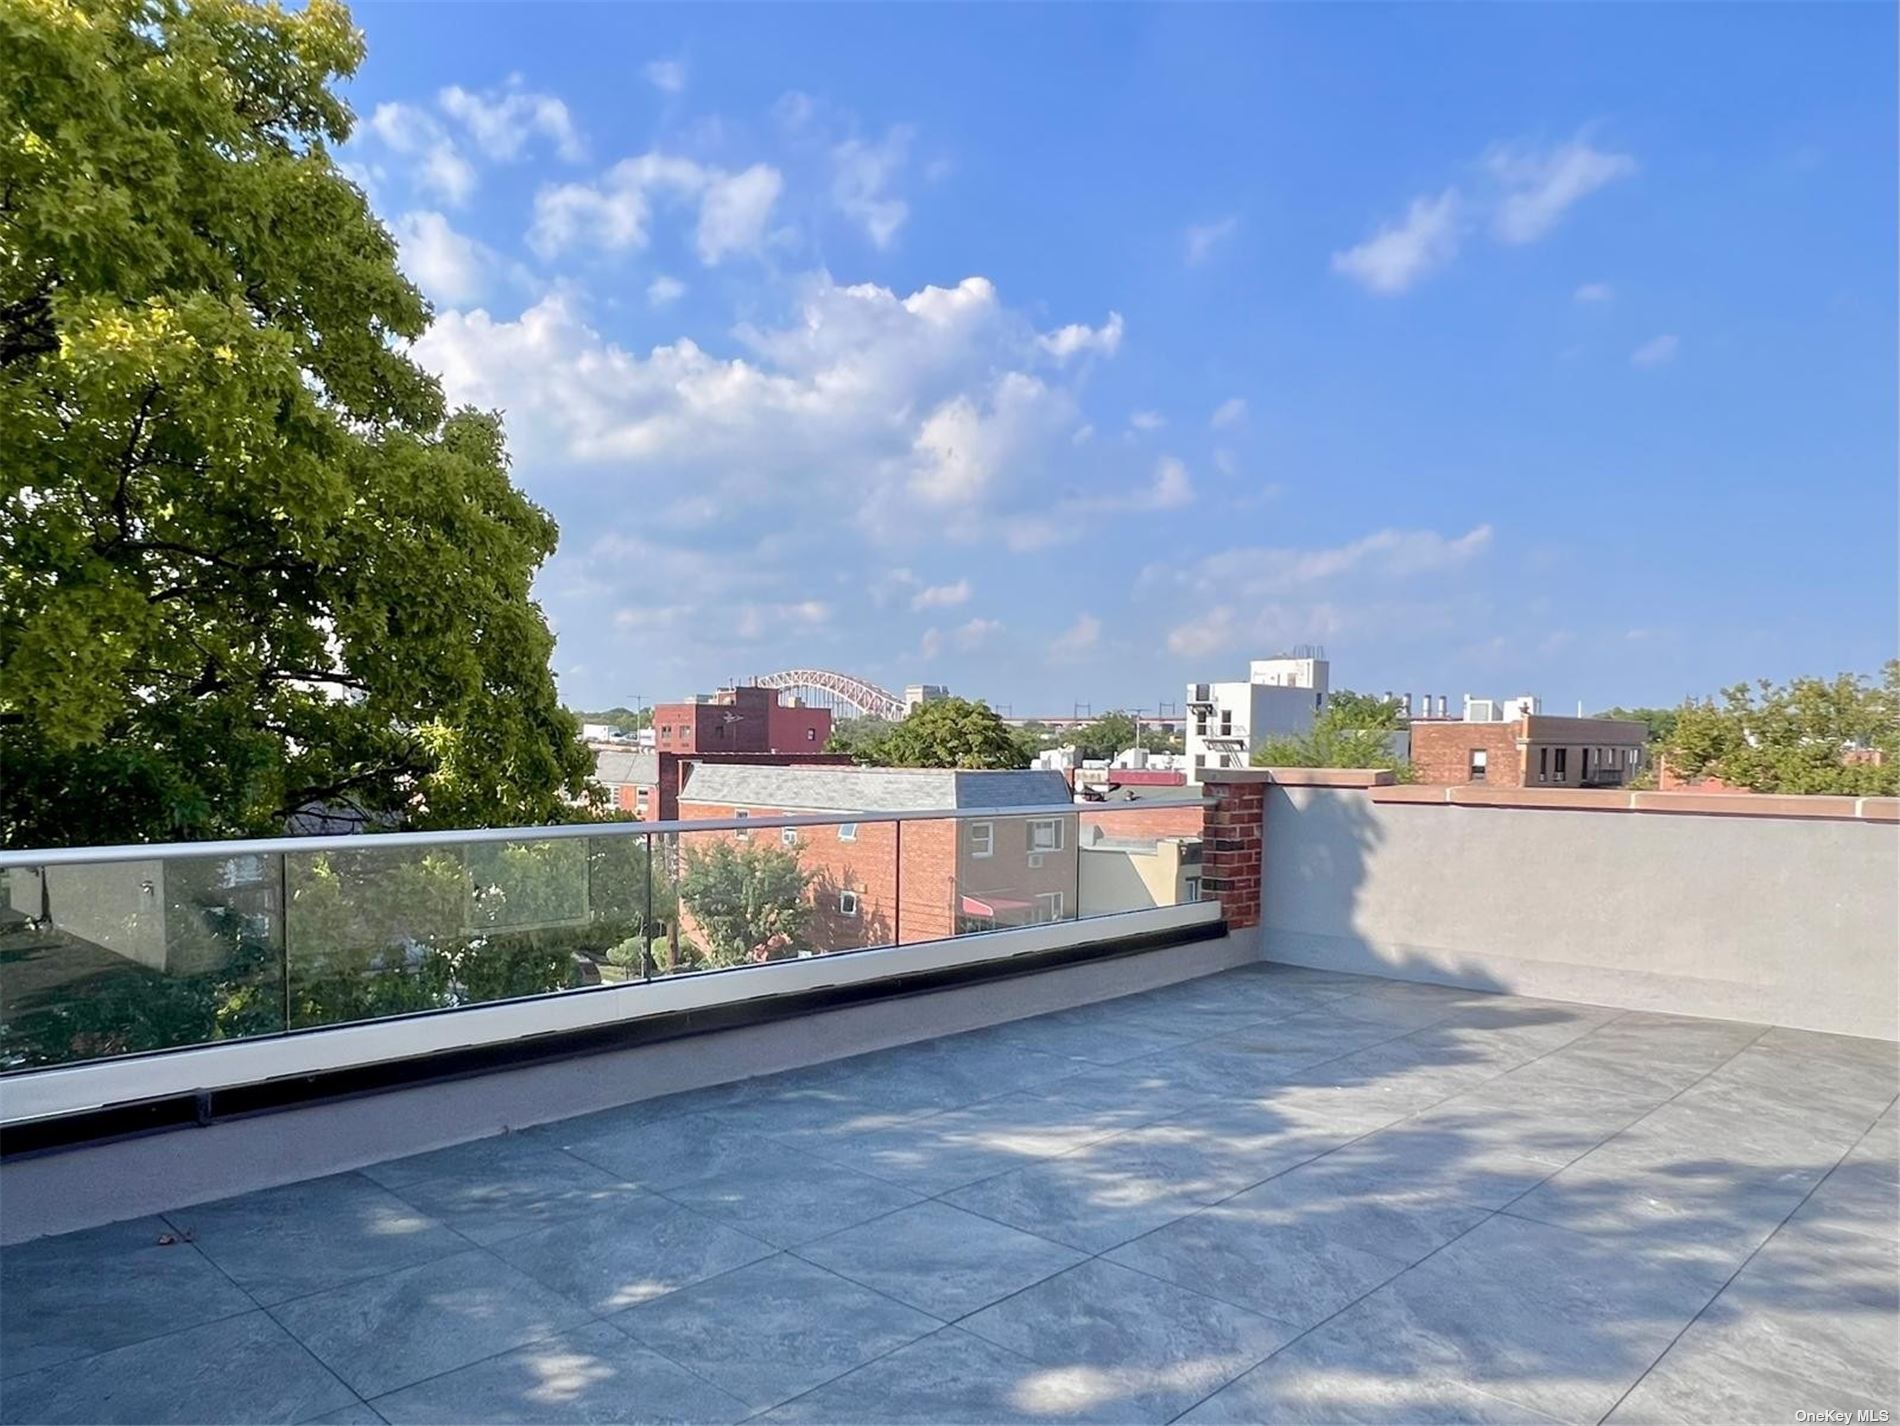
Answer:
0, 777, 1894, 1423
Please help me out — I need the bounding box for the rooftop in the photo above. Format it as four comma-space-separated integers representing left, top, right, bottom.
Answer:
4, 961, 1894, 1424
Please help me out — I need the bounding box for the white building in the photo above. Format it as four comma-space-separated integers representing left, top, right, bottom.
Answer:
1185, 653, 1331, 782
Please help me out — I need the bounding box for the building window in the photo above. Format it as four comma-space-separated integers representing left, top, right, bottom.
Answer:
838, 822, 857, 842
1469, 749, 1488, 783
969, 821, 994, 858
806, 728, 816, 742
1028, 818, 1064, 853
1554, 747, 1568, 780
734, 809, 749, 841
1034, 891, 1065, 924
1185, 876, 1201, 903
1219, 711, 1233, 736
1537, 748, 1548, 782
1193, 753, 1206, 769
839, 890, 859, 918
636, 788, 650, 813
781, 827, 798, 847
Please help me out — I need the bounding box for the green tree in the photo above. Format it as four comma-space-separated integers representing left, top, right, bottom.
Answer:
857, 698, 1027, 769
824, 715, 899, 758
1656, 667, 1898, 795
0, 0, 592, 848
676, 840, 813, 966
1253, 695, 1416, 780
1322, 690, 1407, 731
1593, 706, 1681, 744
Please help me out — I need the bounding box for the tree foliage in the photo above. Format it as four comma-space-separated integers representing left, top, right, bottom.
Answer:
824, 715, 898, 758
851, 698, 1028, 769
0, 0, 591, 847
1253, 693, 1416, 780
676, 840, 812, 966
1656, 667, 1898, 795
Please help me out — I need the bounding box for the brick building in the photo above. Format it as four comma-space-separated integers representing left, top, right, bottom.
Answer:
650, 685, 830, 757
1410, 713, 1648, 788
672, 764, 1077, 950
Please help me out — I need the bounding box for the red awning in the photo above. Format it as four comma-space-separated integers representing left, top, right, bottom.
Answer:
961, 894, 1034, 917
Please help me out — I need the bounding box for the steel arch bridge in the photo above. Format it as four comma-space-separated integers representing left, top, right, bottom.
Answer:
751, 669, 905, 720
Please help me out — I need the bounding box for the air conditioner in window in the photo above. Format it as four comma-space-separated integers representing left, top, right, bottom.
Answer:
1028, 853, 1045, 868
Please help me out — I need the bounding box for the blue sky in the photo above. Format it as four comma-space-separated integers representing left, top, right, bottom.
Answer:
341, 3, 1896, 716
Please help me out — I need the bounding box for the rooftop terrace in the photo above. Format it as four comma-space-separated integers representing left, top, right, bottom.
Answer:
3, 959, 1895, 1425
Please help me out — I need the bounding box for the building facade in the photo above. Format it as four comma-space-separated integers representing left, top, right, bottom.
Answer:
593, 748, 851, 823
672, 764, 1078, 949
650, 685, 832, 757
1185, 653, 1331, 782
1410, 712, 1649, 788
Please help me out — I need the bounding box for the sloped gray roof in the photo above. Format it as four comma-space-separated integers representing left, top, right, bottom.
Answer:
594, 749, 657, 786
678, 763, 1071, 813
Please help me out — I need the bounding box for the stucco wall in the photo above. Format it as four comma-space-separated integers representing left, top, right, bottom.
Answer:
1261, 785, 1900, 1040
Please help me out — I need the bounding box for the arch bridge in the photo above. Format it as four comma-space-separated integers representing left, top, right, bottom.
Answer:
750, 669, 906, 721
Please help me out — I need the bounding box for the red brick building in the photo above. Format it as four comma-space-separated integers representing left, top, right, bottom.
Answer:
1409, 714, 1648, 788
672, 764, 1078, 951
650, 685, 831, 757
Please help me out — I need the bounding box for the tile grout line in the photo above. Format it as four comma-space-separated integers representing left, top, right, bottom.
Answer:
1589, 1087, 1900, 1426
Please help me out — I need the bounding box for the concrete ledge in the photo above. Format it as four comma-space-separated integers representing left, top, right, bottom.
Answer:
1205, 768, 1397, 787
1366, 784, 1895, 822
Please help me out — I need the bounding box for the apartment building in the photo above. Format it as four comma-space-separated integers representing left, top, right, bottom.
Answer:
650, 685, 831, 756
673, 764, 1077, 948
593, 748, 851, 822
1185, 652, 1330, 782
1410, 704, 1648, 788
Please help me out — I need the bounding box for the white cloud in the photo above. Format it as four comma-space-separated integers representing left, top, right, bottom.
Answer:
367, 102, 477, 205
955, 617, 1002, 650
1177, 524, 1492, 598
1038, 311, 1123, 362
362, 82, 583, 206
647, 275, 686, 307
438, 81, 584, 163
910, 578, 972, 611
1332, 189, 1463, 295
1631, 333, 1679, 367
1052, 613, 1102, 660
919, 627, 944, 658
391, 211, 497, 306
697, 164, 784, 263
411, 272, 1110, 551
643, 58, 687, 95
528, 152, 783, 264
1210, 397, 1246, 429
832, 127, 912, 248
1168, 606, 1240, 659
1488, 139, 1636, 244
1573, 281, 1614, 303
1185, 216, 1239, 265
1128, 409, 1166, 432
1069, 456, 1194, 515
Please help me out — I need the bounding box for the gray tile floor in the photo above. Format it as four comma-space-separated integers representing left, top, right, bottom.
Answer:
3, 963, 1895, 1424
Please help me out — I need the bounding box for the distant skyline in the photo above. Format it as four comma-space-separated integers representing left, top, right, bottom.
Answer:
342, 3, 1897, 713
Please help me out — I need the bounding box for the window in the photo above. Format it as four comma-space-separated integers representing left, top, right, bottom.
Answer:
1554, 747, 1568, 780
1194, 753, 1206, 769
1469, 749, 1488, 783
1028, 818, 1064, 853
969, 821, 994, 859
734, 809, 749, 841
1185, 875, 1201, 903
1219, 711, 1233, 736
1538, 748, 1548, 782
838, 890, 859, 918
781, 827, 798, 847
636, 788, 650, 812
806, 728, 816, 742
1034, 891, 1065, 924
838, 822, 857, 842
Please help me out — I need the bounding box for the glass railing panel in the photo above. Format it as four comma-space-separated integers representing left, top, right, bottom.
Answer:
284, 833, 651, 1029
913, 811, 1082, 940
0, 852, 287, 1069
1077, 801, 1209, 918
656, 815, 897, 973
